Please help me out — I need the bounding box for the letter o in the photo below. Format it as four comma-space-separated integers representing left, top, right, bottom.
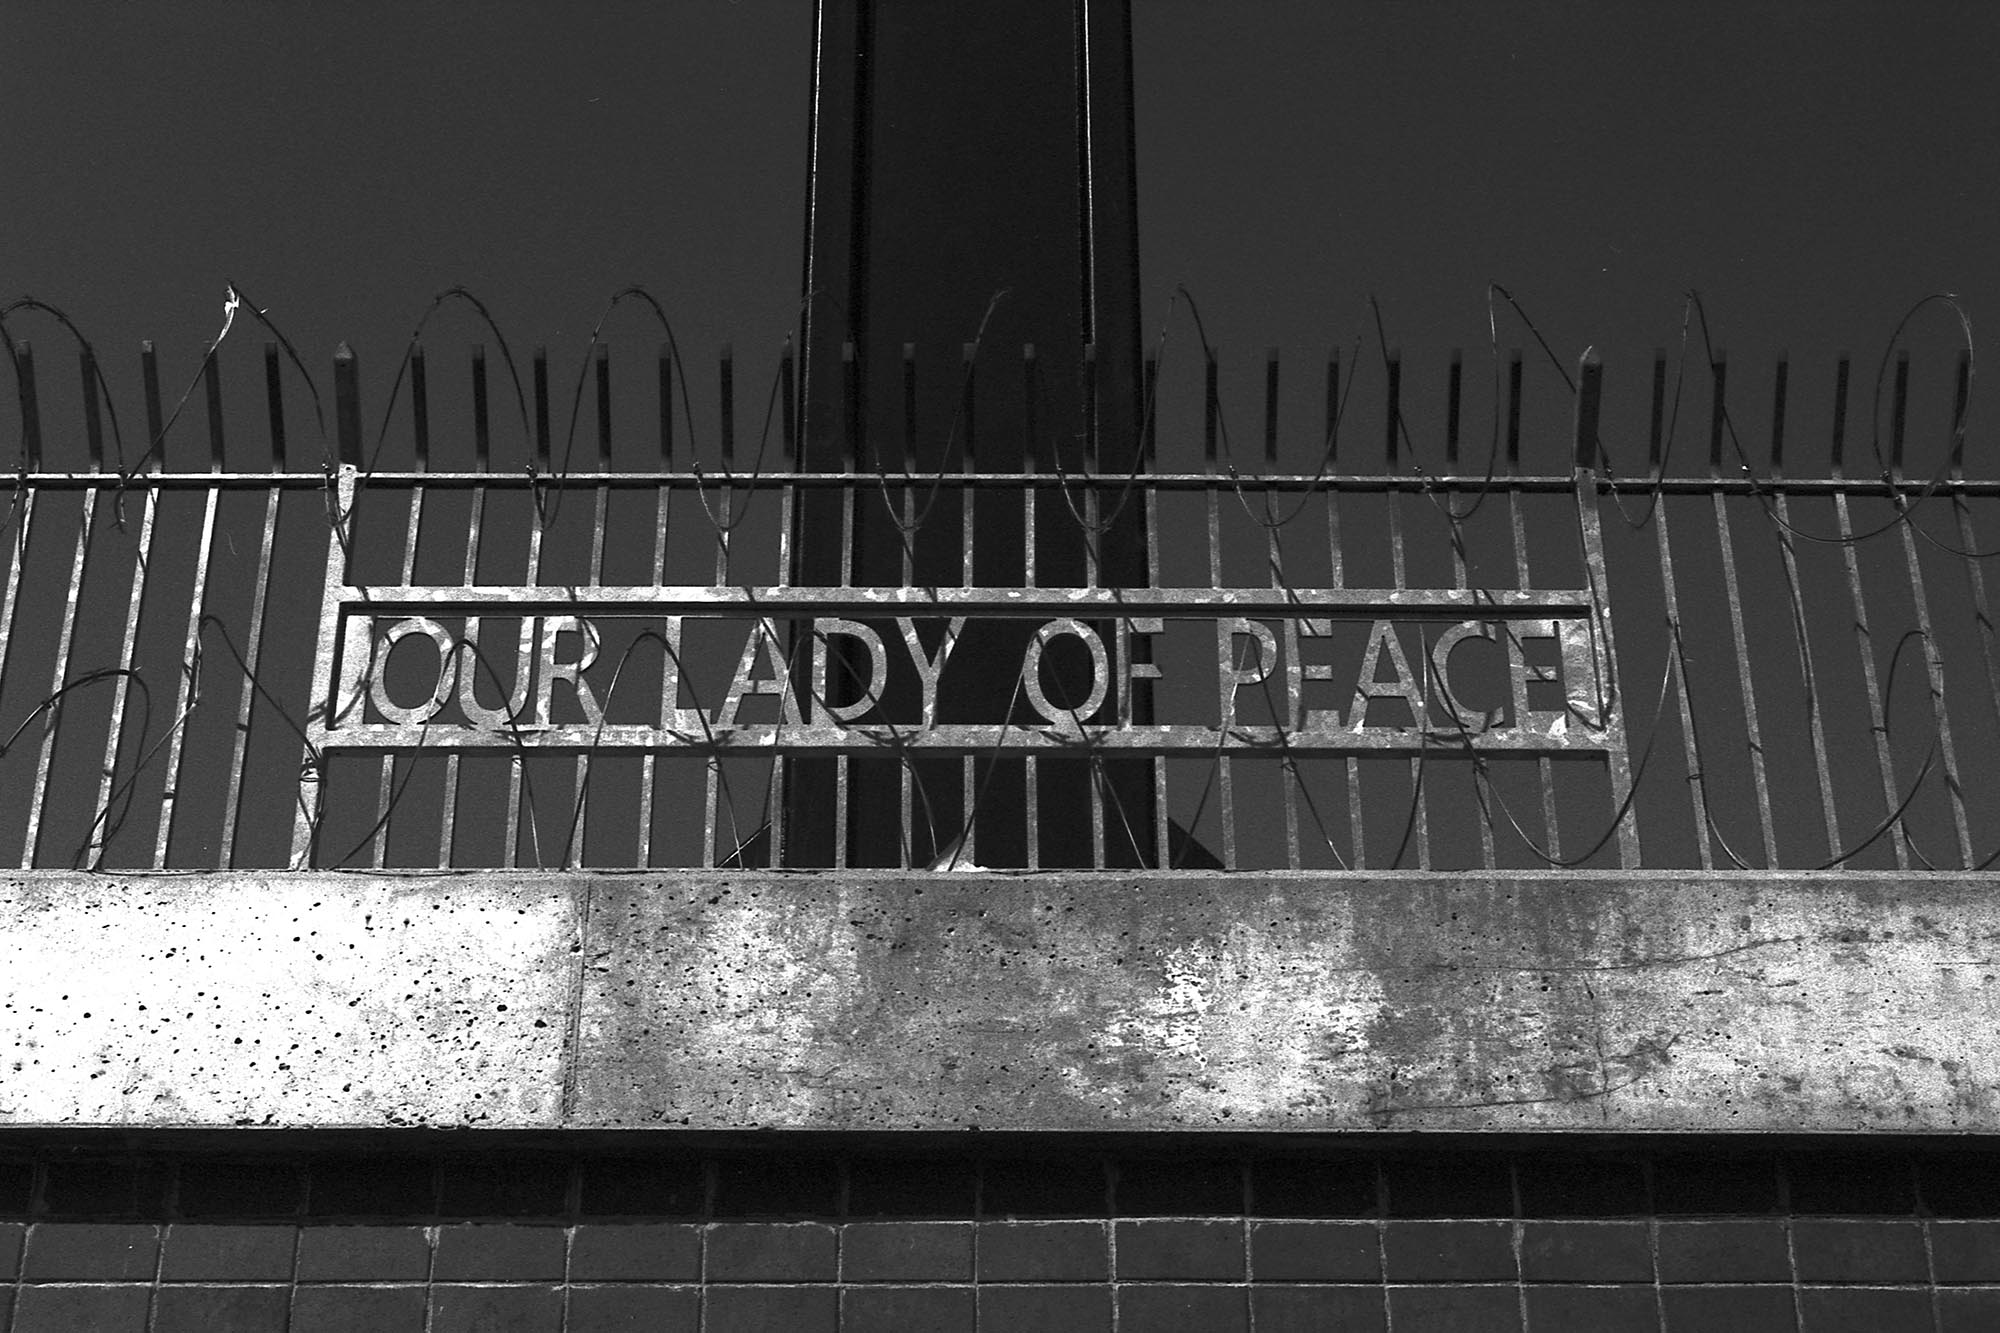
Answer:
1021, 618, 1109, 726
369, 617, 458, 726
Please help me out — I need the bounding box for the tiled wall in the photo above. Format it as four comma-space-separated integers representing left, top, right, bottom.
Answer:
2, 1146, 1997, 1330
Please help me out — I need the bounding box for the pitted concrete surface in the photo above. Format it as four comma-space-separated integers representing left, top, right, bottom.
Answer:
1, 874, 574, 1127
4, 870, 1998, 1131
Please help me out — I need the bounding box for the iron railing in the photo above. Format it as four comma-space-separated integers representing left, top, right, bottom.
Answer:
1, 337, 1987, 872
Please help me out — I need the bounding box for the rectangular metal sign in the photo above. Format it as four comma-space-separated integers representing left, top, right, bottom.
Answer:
297, 468, 1636, 859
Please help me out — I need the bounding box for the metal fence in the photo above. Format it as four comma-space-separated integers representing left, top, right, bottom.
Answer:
1, 334, 1988, 871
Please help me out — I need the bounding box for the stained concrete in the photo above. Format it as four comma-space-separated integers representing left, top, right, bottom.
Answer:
4, 870, 1997, 1132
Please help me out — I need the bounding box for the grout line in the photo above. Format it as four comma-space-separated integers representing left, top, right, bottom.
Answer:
1916, 1157, 1943, 1333
970, 1160, 983, 1333
1240, 1160, 1254, 1331
1777, 1156, 1803, 1333
1376, 1161, 1393, 1333
142, 1163, 176, 1333
1511, 1158, 1528, 1332
421, 1163, 440, 1333
560, 1161, 580, 1333
284, 1166, 305, 1333
1105, 1157, 1119, 1333
1646, 1158, 1667, 1333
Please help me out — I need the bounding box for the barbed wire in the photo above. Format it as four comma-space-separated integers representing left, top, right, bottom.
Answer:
0, 284, 1988, 873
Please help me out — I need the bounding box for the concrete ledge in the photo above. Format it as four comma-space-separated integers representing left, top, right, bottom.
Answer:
6, 870, 1998, 1133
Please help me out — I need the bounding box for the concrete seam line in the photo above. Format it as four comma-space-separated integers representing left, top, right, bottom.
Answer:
559, 878, 593, 1127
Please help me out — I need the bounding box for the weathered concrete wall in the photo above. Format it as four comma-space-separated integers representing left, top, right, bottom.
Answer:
4, 870, 1997, 1132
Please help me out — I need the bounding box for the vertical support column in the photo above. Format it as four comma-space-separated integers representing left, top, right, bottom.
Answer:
788, 0, 1149, 867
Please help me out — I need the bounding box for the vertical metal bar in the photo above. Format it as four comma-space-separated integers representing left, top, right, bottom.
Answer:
638, 342, 674, 868
429, 341, 465, 868
156, 346, 233, 866
834, 344, 857, 869
1144, 352, 1168, 868
596, 344, 614, 474
378, 361, 425, 868
507, 346, 533, 868
1022, 343, 1040, 869
218, 482, 283, 866
1572, 355, 1639, 867
572, 344, 614, 867
410, 342, 430, 473
291, 465, 353, 868
703, 346, 733, 868
1083, 342, 1104, 868
218, 346, 289, 867
0, 347, 38, 858
143, 341, 164, 469
1445, 349, 1462, 472
88, 346, 163, 866
1829, 355, 1909, 867
782, 337, 797, 466
1951, 349, 1971, 473
1767, 354, 1787, 476
1573, 354, 1600, 472
719, 343, 735, 470
1324, 351, 1339, 469
25, 351, 103, 864
1384, 359, 1425, 870
334, 343, 361, 468
82, 347, 104, 471
1264, 347, 1284, 584
1331, 350, 1362, 869
1263, 348, 1280, 469
1023, 345, 1040, 589
15, 342, 42, 470
901, 344, 917, 866
1707, 351, 1778, 864
1650, 377, 1716, 868
1889, 358, 1972, 865
1445, 351, 1476, 861
527, 345, 547, 472
265, 343, 288, 471
1505, 354, 1562, 861
203, 352, 225, 473
1948, 350, 2000, 865
769, 339, 795, 867
1768, 356, 1840, 861
961, 344, 979, 867
1204, 348, 1233, 868
1384, 347, 1401, 471
1444, 350, 1493, 868
337, 344, 387, 864
1444, 355, 1470, 656
1647, 368, 1711, 867
1267, 347, 1299, 869
1648, 349, 1666, 473
839, 345, 858, 589
1890, 351, 1909, 475
712, 345, 733, 586
399, 348, 428, 585
1505, 352, 1522, 471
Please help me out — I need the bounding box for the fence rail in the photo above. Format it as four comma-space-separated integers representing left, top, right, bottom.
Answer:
1, 336, 1989, 872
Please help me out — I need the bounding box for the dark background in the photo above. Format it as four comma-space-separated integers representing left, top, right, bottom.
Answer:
5, 3, 1995, 465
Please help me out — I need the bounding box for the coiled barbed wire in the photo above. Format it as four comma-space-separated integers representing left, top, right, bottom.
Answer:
0, 283, 1987, 872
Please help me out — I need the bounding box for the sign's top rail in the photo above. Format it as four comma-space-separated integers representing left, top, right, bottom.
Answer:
332, 584, 1599, 615
12, 472, 2000, 497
